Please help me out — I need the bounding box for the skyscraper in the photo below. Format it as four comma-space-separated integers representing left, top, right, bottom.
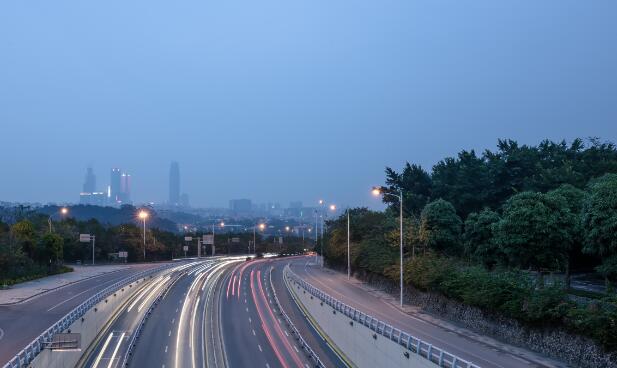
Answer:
110, 168, 122, 203
83, 167, 96, 193
120, 172, 131, 203
169, 162, 180, 206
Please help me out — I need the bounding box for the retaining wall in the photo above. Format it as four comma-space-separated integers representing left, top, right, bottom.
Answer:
286, 271, 441, 368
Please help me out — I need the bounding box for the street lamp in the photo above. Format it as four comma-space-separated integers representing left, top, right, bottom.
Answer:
48, 207, 69, 233
138, 210, 149, 261
373, 186, 405, 307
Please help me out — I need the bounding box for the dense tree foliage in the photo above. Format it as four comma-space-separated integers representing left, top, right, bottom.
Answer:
463, 209, 502, 268
583, 174, 617, 288
419, 199, 462, 256
324, 138, 617, 351
493, 191, 576, 277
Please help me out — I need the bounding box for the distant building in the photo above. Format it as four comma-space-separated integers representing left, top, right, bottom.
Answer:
180, 193, 190, 208
169, 162, 180, 205
80, 192, 107, 206
83, 167, 96, 193
229, 199, 252, 213
110, 168, 122, 203
120, 173, 131, 203
289, 201, 303, 209
80, 167, 105, 205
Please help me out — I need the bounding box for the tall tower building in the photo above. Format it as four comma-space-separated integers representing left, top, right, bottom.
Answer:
120, 173, 131, 203
83, 167, 96, 193
110, 168, 122, 203
169, 162, 180, 206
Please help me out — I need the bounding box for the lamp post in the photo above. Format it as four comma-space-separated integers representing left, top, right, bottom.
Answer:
48, 207, 69, 233
373, 187, 404, 307
138, 210, 148, 261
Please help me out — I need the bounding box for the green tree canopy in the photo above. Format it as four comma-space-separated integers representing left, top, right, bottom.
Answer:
463, 209, 501, 268
419, 199, 462, 255
494, 192, 575, 273
582, 173, 617, 286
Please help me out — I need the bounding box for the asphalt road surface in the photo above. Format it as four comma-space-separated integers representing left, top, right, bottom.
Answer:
0, 263, 163, 364
290, 257, 564, 368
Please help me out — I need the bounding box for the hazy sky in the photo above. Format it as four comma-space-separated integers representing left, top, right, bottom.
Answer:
1, 1, 615, 208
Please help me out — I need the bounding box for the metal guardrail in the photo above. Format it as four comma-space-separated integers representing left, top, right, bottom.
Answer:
3, 264, 173, 368
284, 266, 481, 368
268, 267, 326, 368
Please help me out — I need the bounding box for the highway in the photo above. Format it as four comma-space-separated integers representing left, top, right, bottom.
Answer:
290, 256, 562, 368
219, 257, 346, 368
0, 263, 163, 364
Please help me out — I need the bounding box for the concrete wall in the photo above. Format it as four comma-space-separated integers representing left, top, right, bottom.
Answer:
29, 276, 154, 368
287, 278, 438, 368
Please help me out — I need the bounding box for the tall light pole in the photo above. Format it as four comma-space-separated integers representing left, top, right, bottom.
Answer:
48, 207, 69, 233
138, 210, 148, 261
347, 208, 351, 280
373, 187, 404, 307
257, 223, 266, 254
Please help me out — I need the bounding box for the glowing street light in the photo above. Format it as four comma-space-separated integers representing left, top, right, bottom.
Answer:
48, 207, 69, 233
285, 226, 290, 232
372, 186, 405, 307
259, 223, 266, 231
138, 210, 149, 261
329, 204, 336, 211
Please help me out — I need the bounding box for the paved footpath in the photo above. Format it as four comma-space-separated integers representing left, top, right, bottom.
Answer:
0, 264, 127, 305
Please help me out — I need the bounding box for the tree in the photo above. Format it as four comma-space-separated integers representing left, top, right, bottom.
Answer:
419, 199, 462, 255
432, 150, 491, 217
10, 220, 37, 260
546, 184, 586, 287
383, 163, 432, 217
493, 192, 575, 284
38, 233, 64, 265
463, 209, 502, 268
582, 173, 617, 289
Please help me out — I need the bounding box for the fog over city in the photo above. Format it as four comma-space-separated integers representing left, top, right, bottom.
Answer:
1, 1, 615, 207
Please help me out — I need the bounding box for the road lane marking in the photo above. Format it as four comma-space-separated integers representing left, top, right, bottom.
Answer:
293, 345, 299, 353
169, 330, 172, 336
172, 318, 175, 324
252, 329, 256, 336
92, 332, 114, 368
107, 332, 125, 368
165, 345, 168, 353
258, 344, 263, 352
284, 330, 289, 337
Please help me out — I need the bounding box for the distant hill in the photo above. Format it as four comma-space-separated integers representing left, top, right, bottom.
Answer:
36, 204, 179, 232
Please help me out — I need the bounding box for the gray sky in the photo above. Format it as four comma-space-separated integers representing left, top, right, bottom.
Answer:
1, 0, 615, 208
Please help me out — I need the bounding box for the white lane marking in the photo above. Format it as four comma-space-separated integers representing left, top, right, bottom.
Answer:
252, 329, 256, 336
176, 308, 179, 313
46, 279, 114, 312
266, 364, 270, 368
0, 327, 4, 341
246, 307, 249, 312
284, 330, 289, 337
107, 332, 126, 368
165, 345, 168, 353
248, 317, 252, 323
172, 318, 175, 324
92, 332, 114, 368
258, 344, 263, 352
294, 345, 299, 353
169, 330, 172, 336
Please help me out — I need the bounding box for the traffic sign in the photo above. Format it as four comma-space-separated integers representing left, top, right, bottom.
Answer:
203, 234, 214, 245
184, 236, 193, 242
79, 234, 91, 243
232, 237, 240, 243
